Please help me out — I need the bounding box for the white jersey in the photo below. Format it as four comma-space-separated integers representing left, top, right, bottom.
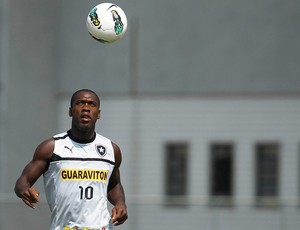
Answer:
43, 131, 115, 230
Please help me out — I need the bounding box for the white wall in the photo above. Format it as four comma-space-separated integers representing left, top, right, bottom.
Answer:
56, 95, 300, 230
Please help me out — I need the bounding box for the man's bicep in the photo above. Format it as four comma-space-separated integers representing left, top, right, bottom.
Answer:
20, 158, 48, 186
108, 167, 121, 190
21, 138, 53, 184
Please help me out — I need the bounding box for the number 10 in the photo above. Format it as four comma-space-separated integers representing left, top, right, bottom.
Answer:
79, 186, 94, 200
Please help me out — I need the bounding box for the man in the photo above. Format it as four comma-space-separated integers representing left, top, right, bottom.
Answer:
15, 89, 128, 230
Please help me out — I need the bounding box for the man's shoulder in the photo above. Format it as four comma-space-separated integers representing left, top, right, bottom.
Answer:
53, 131, 68, 140
95, 132, 111, 141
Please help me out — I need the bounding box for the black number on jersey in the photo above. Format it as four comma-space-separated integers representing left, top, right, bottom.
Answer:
79, 186, 94, 200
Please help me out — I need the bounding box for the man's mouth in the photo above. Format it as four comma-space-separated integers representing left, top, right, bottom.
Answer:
80, 115, 91, 122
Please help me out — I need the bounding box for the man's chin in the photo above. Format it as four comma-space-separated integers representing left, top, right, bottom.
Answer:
72, 120, 95, 132
78, 123, 92, 131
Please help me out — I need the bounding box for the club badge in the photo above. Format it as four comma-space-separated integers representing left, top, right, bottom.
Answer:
96, 145, 107, 157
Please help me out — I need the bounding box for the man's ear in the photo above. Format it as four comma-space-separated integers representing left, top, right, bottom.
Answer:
98, 109, 101, 119
69, 107, 72, 117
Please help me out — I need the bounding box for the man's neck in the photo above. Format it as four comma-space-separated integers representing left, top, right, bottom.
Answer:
67, 129, 96, 144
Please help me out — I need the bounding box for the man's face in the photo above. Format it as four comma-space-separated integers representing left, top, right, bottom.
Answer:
69, 91, 100, 130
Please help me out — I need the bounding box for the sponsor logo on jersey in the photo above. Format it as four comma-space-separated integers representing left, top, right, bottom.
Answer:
96, 145, 107, 157
64, 145, 74, 153
60, 169, 108, 182
63, 227, 105, 230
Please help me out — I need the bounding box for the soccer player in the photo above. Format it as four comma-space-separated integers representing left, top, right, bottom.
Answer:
15, 89, 128, 230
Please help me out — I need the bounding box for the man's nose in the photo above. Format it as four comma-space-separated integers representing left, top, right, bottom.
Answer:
82, 103, 90, 110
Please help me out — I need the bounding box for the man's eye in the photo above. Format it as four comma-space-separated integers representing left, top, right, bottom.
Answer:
76, 101, 85, 106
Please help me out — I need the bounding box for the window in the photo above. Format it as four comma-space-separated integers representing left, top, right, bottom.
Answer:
255, 142, 280, 207
209, 143, 234, 206
165, 142, 189, 206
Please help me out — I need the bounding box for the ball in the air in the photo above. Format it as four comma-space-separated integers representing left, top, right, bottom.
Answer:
86, 3, 128, 43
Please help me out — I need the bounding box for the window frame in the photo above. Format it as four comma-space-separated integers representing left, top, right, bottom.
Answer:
209, 142, 235, 207
254, 142, 280, 208
164, 142, 189, 207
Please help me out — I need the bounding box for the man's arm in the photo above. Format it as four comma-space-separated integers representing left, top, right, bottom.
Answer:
108, 142, 128, 226
14, 138, 54, 209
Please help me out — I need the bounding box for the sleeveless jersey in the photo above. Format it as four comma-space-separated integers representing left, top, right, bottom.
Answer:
43, 131, 115, 230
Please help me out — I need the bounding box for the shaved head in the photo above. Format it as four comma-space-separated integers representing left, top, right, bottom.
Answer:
70, 89, 100, 108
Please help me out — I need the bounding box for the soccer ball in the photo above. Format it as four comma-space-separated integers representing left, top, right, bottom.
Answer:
86, 3, 128, 43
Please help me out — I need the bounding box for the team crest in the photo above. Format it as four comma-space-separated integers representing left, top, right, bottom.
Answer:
96, 145, 107, 157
